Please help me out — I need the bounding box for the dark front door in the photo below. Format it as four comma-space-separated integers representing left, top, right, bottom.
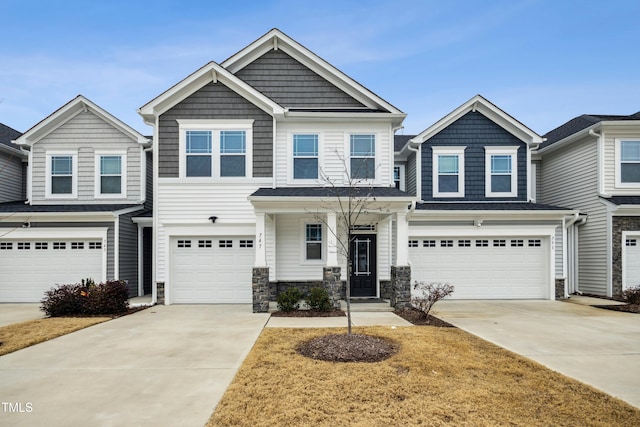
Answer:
350, 234, 376, 297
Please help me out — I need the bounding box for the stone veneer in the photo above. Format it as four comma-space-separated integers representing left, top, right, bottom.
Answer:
323, 267, 343, 309
555, 278, 566, 300
380, 280, 392, 300
390, 266, 411, 309
156, 281, 165, 305
252, 267, 270, 313
612, 216, 640, 297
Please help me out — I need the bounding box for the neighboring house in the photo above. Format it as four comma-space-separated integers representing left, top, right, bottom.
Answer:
0, 122, 26, 203
138, 29, 416, 310
536, 111, 640, 298
397, 95, 575, 300
0, 96, 153, 302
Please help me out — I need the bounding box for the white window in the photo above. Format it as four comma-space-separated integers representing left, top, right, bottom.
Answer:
46, 152, 77, 198
178, 120, 253, 179
95, 152, 126, 197
616, 139, 640, 187
293, 134, 319, 180
350, 134, 376, 180
432, 147, 465, 197
304, 223, 323, 261
394, 165, 406, 191
485, 147, 518, 197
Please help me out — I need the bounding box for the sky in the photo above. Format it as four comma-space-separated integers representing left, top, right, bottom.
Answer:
1, 0, 639, 137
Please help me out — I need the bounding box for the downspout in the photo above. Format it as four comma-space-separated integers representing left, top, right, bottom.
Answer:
563, 212, 587, 296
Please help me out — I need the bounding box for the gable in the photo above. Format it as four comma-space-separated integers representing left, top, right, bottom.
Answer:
235, 49, 367, 109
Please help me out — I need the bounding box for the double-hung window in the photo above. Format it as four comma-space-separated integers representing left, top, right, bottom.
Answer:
219, 131, 246, 177
617, 139, 640, 186
293, 134, 319, 180
432, 147, 465, 197
394, 165, 405, 190
305, 223, 323, 261
186, 130, 213, 177
485, 147, 518, 197
350, 134, 375, 180
95, 153, 126, 197
46, 152, 77, 198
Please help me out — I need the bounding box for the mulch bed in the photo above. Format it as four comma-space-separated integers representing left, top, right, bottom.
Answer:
297, 333, 398, 362
270, 309, 345, 317
593, 304, 640, 314
394, 308, 455, 327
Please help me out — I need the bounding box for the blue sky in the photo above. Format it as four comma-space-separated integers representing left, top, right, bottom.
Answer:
1, 0, 639, 136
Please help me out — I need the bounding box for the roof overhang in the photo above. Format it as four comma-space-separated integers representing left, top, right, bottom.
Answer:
537, 120, 640, 155
0, 142, 27, 158
249, 196, 414, 214
409, 208, 576, 222
282, 111, 406, 128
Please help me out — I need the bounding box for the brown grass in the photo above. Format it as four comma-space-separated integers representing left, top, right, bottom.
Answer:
208, 327, 640, 427
0, 317, 109, 356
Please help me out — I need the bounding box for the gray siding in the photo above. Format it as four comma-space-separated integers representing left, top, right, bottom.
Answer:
144, 150, 153, 210
235, 49, 366, 109
118, 212, 139, 296
406, 151, 417, 197
421, 112, 528, 202
0, 151, 23, 202
158, 82, 273, 178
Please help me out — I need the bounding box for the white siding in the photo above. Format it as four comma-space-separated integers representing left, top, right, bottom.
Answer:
555, 224, 563, 277
31, 111, 143, 204
275, 214, 325, 281
540, 138, 608, 295
377, 218, 391, 280
602, 127, 640, 195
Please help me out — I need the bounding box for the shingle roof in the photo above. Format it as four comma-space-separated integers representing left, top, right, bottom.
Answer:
394, 134, 416, 152
541, 112, 640, 149
0, 122, 22, 149
0, 201, 143, 213
250, 186, 412, 198
415, 202, 570, 211
606, 196, 640, 206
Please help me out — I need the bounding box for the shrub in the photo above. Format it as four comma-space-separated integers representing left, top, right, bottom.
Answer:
41, 279, 130, 317
84, 280, 129, 315
623, 286, 640, 305
41, 284, 86, 317
306, 287, 332, 311
410, 281, 455, 318
277, 287, 304, 312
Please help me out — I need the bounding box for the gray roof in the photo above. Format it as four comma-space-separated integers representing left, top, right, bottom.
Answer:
394, 134, 415, 152
606, 196, 640, 206
415, 202, 570, 211
250, 186, 412, 198
132, 209, 153, 217
0, 122, 22, 149
0, 201, 143, 213
541, 112, 640, 149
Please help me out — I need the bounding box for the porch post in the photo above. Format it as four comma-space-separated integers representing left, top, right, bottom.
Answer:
255, 212, 267, 267
395, 212, 409, 265
326, 212, 338, 266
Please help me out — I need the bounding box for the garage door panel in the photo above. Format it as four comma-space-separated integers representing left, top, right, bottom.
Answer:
624, 236, 640, 289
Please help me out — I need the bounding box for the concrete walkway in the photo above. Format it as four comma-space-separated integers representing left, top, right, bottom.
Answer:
0, 305, 269, 427
432, 300, 640, 408
0, 303, 44, 327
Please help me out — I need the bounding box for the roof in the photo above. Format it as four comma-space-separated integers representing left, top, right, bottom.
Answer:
394, 134, 416, 153
250, 186, 413, 198
605, 196, 640, 206
0, 123, 22, 148
0, 201, 143, 213
541, 112, 640, 149
415, 202, 570, 211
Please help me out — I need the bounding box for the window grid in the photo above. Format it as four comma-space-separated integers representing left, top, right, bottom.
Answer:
100, 155, 122, 195
528, 239, 541, 247
219, 130, 246, 177
89, 242, 102, 250
293, 134, 319, 179
185, 130, 212, 177
0, 242, 13, 250
350, 134, 375, 179
626, 239, 637, 247
440, 240, 453, 247
18, 242, 30, 250
198, 240, 212, 248
51, 155, 73, 194
511, 239, 524, 247
437, 154, 459, 193
240, 240, 254, 248
35, 242, 48, 250
476, 240, 489, 247
422, 240, 436, 247
493, 239, 506, 247
620, 140, 640, 183
71, 242, 84, 249
458, 239, 471, 247
53, 242, 66, 250
177, 240, 191, 248
408, 240, 419, 248
219, 240, 233, 248
305, 224, 322, 260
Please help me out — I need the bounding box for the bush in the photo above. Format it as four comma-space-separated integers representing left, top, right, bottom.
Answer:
306, 287, 332, 311
623, 286, 640, 305
277, 287, 304, 312
41, 279, 130, 317
411, 281, 455, 318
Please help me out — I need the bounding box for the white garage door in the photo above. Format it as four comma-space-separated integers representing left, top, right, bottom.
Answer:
0, 239, 104, 302
409, 236, 549, 299
624, 236, 640, 289
171, 236, 255, 303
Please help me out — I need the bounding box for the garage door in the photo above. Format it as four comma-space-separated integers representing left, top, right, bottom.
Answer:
409, 236, 549, 299
624, 236, 640, 289
0, 240, 104, 302
170, 236, 255, 303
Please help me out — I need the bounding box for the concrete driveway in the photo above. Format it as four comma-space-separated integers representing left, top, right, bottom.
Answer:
0, 305, 269, 427
0, 304, 44, 326
433, 299, 640, 408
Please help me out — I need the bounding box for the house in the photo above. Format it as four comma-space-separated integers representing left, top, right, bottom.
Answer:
0, 96, 153, 302
536, 111, 640, 298
0, 122, 26, 203
138, 29, 416, 310
398, 95, 576, 300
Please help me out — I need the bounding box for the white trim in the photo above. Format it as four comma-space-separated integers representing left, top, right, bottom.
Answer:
300, 219, 325, 264
530, 162, 537, 202
114, 214, 119, 279
94, 150, 127, 198
622, 231, 640, 290
485, 146, 518, 198
432, 146, 465, 198
137, 224, 144, 296
288, 131, 323, 184
45, 151, 78, 199
614, 138, 640, 188
394, 164, 406, 191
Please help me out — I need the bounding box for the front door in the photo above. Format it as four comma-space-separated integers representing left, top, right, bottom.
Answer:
350, 234, 377, 297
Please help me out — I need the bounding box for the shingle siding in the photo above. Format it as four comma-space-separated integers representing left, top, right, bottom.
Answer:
235, 49, 366, 109
421, 111, 528, 201
158, 82, 273, 178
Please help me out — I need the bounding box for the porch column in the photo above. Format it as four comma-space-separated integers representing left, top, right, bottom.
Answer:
326, 212, 339, 266
396, 212, 409, 266
255, 212, 267, 267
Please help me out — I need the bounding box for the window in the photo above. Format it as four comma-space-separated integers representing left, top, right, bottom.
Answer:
423, 240, 436, 247
0, 242, 13, 250
35, 242, 48, 250
89, 242, 102, 249
617, 140, 640, 185
48, 154, 76, 197
493, 239, 506, 247
432, 147, 465, 197
293, 134, 319, 179
71, 242, 84, 249
240, 240, 254, 248
179, 120, 253, 178
458, 240, 471, 247
53, 242, 66, 250
511, 239, 524, 247
408, 240, 419, 247
485, 147, 518, 197
626, 239, 637, 247
528, 239, 541, 247
17, 242, 30, 250
394, 165, 406, 190
305, 224, 322, 260
350, 134, 375, 179
198, 240, 212, 248
177, 240, 191, 248
475, 239, 488, 247
219, 240, 233, 248
440, 240, 453, 247
96, 154, 126, 197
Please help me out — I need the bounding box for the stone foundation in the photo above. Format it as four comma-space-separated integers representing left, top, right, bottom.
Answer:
390, 266, 411, 309
156, 281, 165, 305
380, 280, 392, 300
555, 278, 566, 300
323, 267, 343, 309
252, 267, 270, 313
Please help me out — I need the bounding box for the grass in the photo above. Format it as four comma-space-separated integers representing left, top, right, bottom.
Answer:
0, 317, 110, 356
208, 326, 640, 427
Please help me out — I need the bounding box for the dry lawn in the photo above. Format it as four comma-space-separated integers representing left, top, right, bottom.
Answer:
0, 317, 109, 356
209, 326, 640, 427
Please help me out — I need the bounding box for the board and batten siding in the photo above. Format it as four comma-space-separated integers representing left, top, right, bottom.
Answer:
540, 137, 608, 295
0, 151, 23, 202
157, 82, 273, 179
275, 121, 393, 186
118, 212, 139, 296
602, 127, 640, 195
30, 111, 143, 204
235, 49, 366, 109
